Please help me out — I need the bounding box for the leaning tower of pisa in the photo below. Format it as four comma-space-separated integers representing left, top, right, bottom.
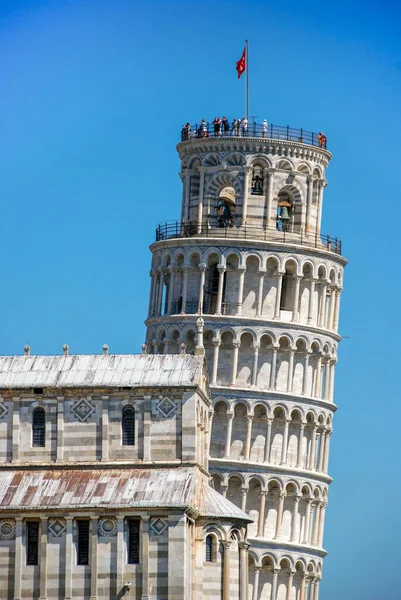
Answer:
145, 121, 346, 600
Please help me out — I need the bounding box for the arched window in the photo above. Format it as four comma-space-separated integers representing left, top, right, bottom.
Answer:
32, 407, 45, 447
122, 406, 135, 446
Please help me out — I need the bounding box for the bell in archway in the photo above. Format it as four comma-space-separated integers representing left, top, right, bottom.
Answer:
280, 206, 290, 220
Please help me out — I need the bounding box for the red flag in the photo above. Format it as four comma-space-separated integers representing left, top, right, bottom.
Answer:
236, 46, 246, 79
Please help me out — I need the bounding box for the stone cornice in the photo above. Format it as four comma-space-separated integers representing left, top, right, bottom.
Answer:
176, 137, 332, 168
145, 314, 342, 343
209, 458, 333, 485
150, 237, 348, 267
247, 537, 327, 558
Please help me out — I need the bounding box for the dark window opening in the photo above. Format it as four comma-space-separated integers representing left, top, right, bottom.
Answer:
33, 387, 44, 394
32, 407, 45, 447
77, 520, 90, 565
122, 406, 135, 446
205, 535, 213, 562
128, 519, 140, 564
26, 522, 39, 565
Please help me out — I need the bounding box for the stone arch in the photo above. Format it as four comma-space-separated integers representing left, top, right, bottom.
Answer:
246, 476, 264, 539
225, 151, 246, 166
275, 158, 294, 171
202, 152, 222, 167
205, 170, 243, 201
297, 162, 310, 174
275, 183, 304, 232
226, 475, 244, 510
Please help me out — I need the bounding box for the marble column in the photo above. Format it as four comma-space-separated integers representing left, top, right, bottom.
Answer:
244, 416, 254, 460
274, 493, 285, 539
302, 499, 312, 544
296, 423, 305, 469
266, 168, 275, 227
329, 361, 336, 401
334, 289, 342, 330
323, 431, 332, 473
309, 425, 317, 470
156, 269, 165, 316
241, 488, 248, 512
286, 571, 296, 600
308, 278, 316, 323
256, 270, 266, 316
299, 575, 307, 600
12, 399, 20, 462
231, 341, 240, 386
197, 167, 206, 232
286, 350, 294, 393
180, 267, 188, 314
236, 266, 247, 316
328, 288, 336, 330
323, 361, 331, 400
251, 344, 260, 388
317, 431, 325, 472
264, 418, 273, 463
222, 541, 231, 600
239, 542, 249, 600
281, 420, 290, 465
290, 497, 300, 542
270, 347, 278, 390
274, 273, 284, 319
313, 356, 322, 397
318, 503, 327, 547
316, 180, 325, 234
13, 517, 22, 600
148, 270, 156, 316
292, 275, 301, 322
224, 413, 234, 458
211, 340, 220, 385
317, 282, 327, 327
167, 266, 176, 315
252, 566, 261, 600
305, 175, 313, 233
258, 491, 267, 537
215, 265, 226, 315
197, 263, 207, 313
302, 352, 310, 396
312, 503, 322, 546
271, 568, 279, 600
242, 166, 253, 225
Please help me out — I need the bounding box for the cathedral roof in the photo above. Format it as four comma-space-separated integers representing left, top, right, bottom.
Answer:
0, 466, 251, 522
0, 353, 207, 391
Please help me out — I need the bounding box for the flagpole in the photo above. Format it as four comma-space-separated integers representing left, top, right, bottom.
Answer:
245, 39, 249, 121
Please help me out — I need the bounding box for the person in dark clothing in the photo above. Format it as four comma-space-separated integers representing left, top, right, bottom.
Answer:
222, 116, 229, 135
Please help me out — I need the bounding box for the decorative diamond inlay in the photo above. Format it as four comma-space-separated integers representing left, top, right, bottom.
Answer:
72, 397, 95, 422
48, 519, 66, 537
150, 518, 168, 536
0, 403, 8, 419
156, 397, 176, 418
99, 518, 117, 537
0, 520, 15, 540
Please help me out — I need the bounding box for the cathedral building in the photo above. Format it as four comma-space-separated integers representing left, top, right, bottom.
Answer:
0, 120, 345, 600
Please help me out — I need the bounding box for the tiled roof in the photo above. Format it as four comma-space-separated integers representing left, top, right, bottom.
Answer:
0, 467, 251, 522
0, 354, 205, 389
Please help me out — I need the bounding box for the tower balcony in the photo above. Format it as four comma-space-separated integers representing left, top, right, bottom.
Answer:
155, 218, 342, 255
180, 121, 327, 149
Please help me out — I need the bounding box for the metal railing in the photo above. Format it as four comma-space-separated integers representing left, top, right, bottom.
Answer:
155, 218, 342, 255
180, 121, 327, 149
156, 298, 232, 318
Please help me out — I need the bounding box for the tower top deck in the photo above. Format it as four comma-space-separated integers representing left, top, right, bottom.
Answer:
180, 119, 328, 151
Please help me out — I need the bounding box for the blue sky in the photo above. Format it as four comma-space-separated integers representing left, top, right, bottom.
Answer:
1, 1, 401, 598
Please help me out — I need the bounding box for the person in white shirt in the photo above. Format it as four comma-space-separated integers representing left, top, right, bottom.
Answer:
241, 117, 248, 136
262, 119, 268, 137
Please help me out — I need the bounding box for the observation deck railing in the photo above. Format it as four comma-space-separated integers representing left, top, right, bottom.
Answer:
180, 122, 327, 149
155, 218, 342, 255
